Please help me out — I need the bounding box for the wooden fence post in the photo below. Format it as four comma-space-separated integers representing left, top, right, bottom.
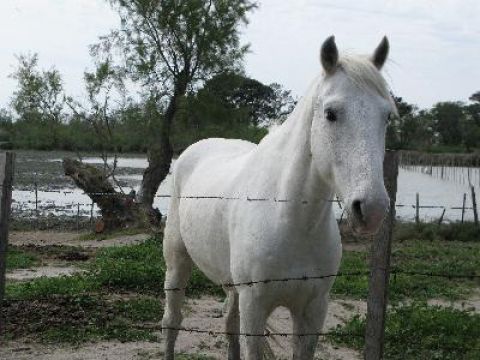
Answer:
415, 193, 420, 224
461, 193, 467, 223
0, 152, 15, 337
471, 186, 479, 226
364, 150, 399, 360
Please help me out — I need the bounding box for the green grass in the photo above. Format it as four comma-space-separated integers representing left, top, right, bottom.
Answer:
394, 222, 480, 243
329, 303, 480, 360
6, 274, 98, 300
6, 235, 220, 300
78, 227, 147, 241
176, 355, 215, 360
6, 248, 39, 270
332, 238, 480, 300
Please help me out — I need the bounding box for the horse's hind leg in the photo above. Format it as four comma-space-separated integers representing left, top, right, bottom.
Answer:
224, 290, 240, 360
162, 205, 192, 360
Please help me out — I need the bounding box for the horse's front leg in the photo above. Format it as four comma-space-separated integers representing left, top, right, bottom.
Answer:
224, 290, 240, 360
238, 287, 270, 360
291, 294, 329, 360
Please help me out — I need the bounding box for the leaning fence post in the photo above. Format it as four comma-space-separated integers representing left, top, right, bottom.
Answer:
438, 208, 446, 226
415, 193, 420, 224
0, 152, 15, 337
77, 203, 80, 232
364, 150, 398, 360
471, 186, 478, 226
461, 193, 467, 223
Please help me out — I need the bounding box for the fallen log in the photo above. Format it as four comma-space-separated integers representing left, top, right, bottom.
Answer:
63, 158, 161, 232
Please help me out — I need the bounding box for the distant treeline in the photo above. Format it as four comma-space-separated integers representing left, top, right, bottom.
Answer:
387, 94, 480, 154
0, 55, 295, 154
400, 150, 480, 168
1, 53, 479, 155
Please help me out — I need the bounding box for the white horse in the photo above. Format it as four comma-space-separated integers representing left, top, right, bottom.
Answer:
162, 36, 394, 359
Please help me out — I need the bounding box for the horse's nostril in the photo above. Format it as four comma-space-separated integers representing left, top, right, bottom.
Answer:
352, 200, 363, 222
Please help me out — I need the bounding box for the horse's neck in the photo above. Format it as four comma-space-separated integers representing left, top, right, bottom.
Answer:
250, 80, 334, 204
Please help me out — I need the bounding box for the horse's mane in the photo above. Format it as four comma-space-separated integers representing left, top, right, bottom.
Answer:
337, 54, 393, 104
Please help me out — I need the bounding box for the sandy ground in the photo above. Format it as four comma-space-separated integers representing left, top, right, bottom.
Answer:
0, 297, 364, 360
4, 231, 479, 359
9, 231, 150, 248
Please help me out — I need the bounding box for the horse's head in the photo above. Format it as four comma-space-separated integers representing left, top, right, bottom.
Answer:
311, 36, 395, 235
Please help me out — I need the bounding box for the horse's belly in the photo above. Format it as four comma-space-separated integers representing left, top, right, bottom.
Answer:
178, 199, 232, 284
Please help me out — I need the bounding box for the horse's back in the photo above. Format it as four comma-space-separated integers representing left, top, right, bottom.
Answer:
172, 138, 256, 193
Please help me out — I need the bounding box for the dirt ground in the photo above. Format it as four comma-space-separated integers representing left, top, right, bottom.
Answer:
0, 296, 364, 360
4, 231, 364, 359
4, 231, 479, 359
9, 231, 150, 248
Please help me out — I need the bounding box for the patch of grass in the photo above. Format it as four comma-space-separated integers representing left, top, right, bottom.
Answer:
329, 303, 480, 360
6, 274, 97, 300
39, 321, 156, 344
6, 235, 221, 300
394, 222, 480, 243
331, 251, 369, 299
90, 236, 165, 293
4, 294, 163, 344
176, 355, 215, 360
90, 235, 220, 296
79, 227, 147, 241
6, 248, 39, 270
114, 297, 163, 322
332, 239, 480, 300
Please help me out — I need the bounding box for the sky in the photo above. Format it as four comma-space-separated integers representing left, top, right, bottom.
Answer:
0, 0, 479, 110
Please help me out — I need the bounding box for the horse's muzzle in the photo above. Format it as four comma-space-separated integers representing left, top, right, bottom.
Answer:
348, 195, 389, 235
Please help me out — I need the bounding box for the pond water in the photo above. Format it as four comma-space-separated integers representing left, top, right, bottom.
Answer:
12, 154, 479, 223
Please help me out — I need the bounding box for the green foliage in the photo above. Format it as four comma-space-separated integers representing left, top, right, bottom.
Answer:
432, 102, 464, 146
6, 274, 98, 300
329, 303, 480, 359
90, 236, 166, 293
394, 222, 480, 243
8, 53, 66, 150
6, 248, 39, 270
387, 93, 480, 152
91, 236, 221, 296
332, 232, 480, 300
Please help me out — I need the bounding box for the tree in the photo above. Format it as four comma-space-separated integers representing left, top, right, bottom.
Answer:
469, 91, 480, 103
431, 102, 464, 146
195, 72, 295, 127
10, 54, 65, 149
462, 93, 480, 152
92, 0, 257, 212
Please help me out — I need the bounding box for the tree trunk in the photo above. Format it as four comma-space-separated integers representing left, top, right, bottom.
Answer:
138, 81, 187, 212
63, 158, 160, 232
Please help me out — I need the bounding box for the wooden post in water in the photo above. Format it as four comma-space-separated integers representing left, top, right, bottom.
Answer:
364, 151, 399, 360
0, 152, 15, 337
461, 193, 467, 223
415, 193, 420, 224
77, 203, 80, 232
438, 208, 446, 225
471, 186, 479, 226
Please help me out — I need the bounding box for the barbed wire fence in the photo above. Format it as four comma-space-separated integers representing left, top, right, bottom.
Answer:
8, 188, 480, 233
1, 150, 480, 359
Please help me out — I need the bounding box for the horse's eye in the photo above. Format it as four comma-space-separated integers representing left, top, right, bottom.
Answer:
325, 109, 337, 122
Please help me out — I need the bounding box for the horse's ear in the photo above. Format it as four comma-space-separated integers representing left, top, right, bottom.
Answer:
320, 35, 338, 75
371, 36, 389, 70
